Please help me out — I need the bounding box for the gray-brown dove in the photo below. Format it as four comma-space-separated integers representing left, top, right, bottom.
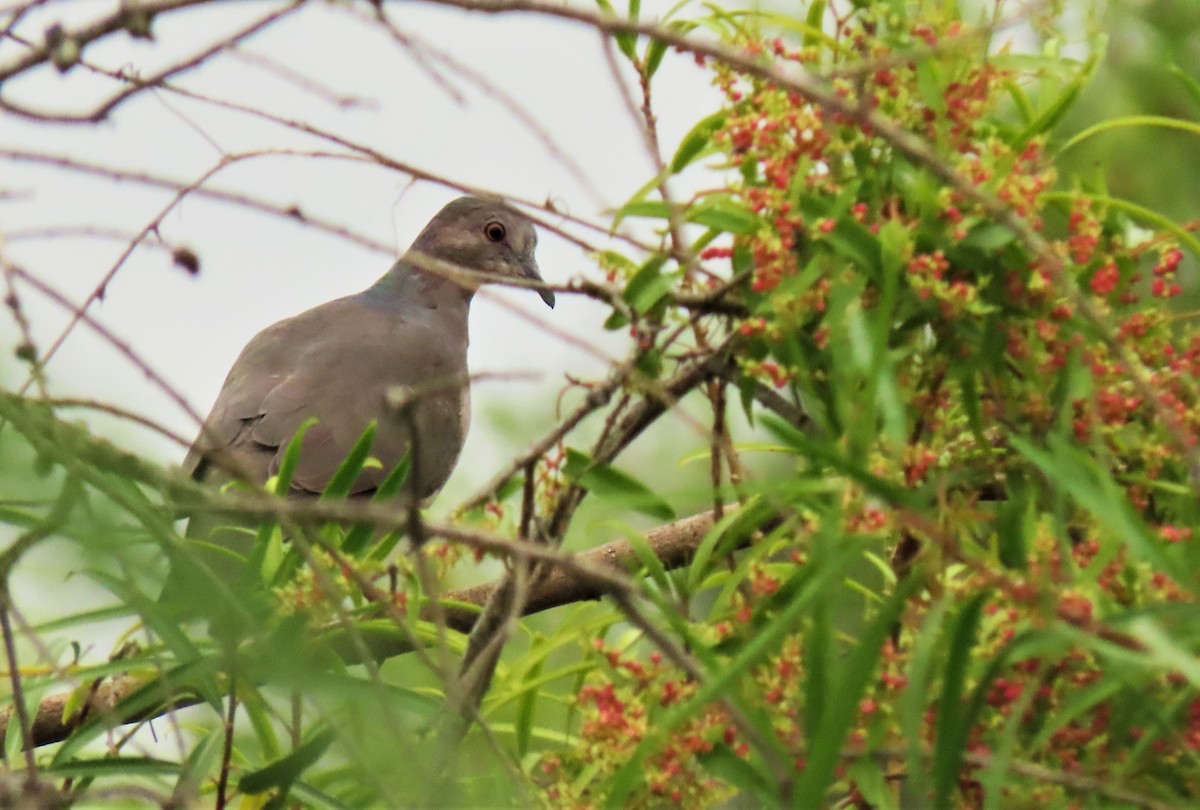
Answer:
183, 196, 552, 506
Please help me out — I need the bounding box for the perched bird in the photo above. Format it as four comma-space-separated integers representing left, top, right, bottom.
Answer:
183, 195, 553, 509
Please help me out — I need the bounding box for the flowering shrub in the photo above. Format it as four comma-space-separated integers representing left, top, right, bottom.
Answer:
537, 2, 1200, 806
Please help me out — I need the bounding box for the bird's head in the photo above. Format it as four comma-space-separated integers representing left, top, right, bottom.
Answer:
408, 196, 554, 308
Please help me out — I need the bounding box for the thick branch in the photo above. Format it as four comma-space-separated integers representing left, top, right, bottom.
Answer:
0, 510, 731, 749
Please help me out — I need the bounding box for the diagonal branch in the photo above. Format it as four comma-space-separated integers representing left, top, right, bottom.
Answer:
0, 510, 730, 750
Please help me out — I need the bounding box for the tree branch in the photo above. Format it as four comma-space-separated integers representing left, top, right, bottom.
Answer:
0, 510, 733, 749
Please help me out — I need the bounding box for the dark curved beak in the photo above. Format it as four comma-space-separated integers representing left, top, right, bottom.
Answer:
522, 259, 555, 309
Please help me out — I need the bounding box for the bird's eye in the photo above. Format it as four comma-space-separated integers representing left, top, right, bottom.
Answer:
484, 221, 507, 242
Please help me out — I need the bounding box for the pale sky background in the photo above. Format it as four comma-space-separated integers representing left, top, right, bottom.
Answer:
1, 0, 725, 509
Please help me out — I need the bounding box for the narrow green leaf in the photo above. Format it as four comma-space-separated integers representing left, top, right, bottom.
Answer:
1170, 65, 1200, 108
1058, 114, 1200, 155
793, 577, 919, 806
761, 415, 920, 508
670, 110, 728, 173
616, 0, 638, 58
52, 658, 222, 766
251, 417, 319, 572
614, 523, 671, 592
171, 728, 224, 804
274, 418, 318, 495
1017, 75, 1084, 141
916, 60, 945, 114
610, 176, 664, 230
687, 497, 770, 593
239, 728, 336, 796
515, 655, 544, 758
242, 689, 282, 762
687, 197, 759, 234
622, 255, 673, 313
290, 781, 355, 810
802, 1, 826, 47
321, 422, 377, 500
563, 449, 675, 521
697, 744, 775, 802
996, 477, 1031, 570
962, 223, 1015, 251
932, 592, 988, 810
900, 599, 951, 805
46, 756, 181, 778
617, 199, 674, 221
343, 452, 411, 555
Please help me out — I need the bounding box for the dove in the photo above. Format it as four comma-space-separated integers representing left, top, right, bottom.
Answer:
183, 195, 552, 521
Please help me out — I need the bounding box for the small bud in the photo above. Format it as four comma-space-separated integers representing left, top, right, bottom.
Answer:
121, 6, 155, 40
14, 342, 37, 363
44, 22, 65, 48
45, 24, 80, 73
172, 246, 200, 276
51, 38, 80, 73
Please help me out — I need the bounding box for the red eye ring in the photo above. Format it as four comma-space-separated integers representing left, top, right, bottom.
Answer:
484, 221, 506, 242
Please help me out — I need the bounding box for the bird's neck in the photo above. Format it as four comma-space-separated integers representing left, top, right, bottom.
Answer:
366, 257, 474, 313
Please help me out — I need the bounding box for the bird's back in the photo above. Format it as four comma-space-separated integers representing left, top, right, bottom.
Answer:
185, 291, 470, 499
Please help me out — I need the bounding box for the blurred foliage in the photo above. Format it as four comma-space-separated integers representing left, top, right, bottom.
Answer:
1056, 0, 1200, 222
3, 0, 1200, 808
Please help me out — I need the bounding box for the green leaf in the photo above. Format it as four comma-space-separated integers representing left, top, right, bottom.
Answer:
1170, 64, 1200, 109
46, 756, 181, 778
611, 176, 664, 230
687, 497, 770, 592
916, 59, 946, 114
343, 452, 411, 555
242, 689, 282, 762
617, 199, 674, 221
687, 197, 759, 234
239, 728, 336, 796
849, 757, 898, 810
761, 415, 920, 508
172, 728, 224, 804
996, 478, 1032, 570
274, 418, 318, 495
321, 422, 377, 500
793, 577, 920, 806
594, 0, 635, 60
612, 522, 671, 592
900, 599, 952, 804
823, 218, 882, 277
563, 449, 675, 521
802, 1, 827, 47
290, 781, 355, 810
962, 223, 1015, 251
514, 654, 544, 758
697, 744, 775, 802
622, 255, 674, 313
670, 110, 728, 173
932, 593, 988, 810
1016, 73, 1086, 141
1057, 114, 1200, 156
618, 0, 639, 58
